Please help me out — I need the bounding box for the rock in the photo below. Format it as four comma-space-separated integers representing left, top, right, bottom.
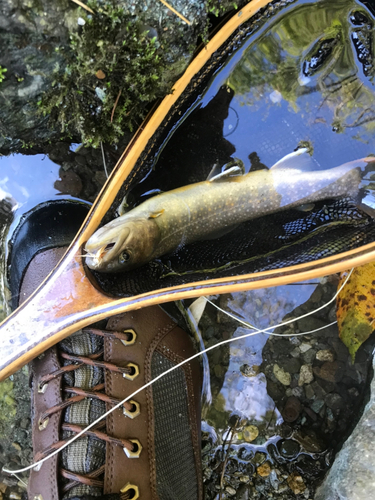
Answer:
298, 364, 314, 386
240, 364, 260, 377
273, 364, 291, 386
54, 168, 83, 197
243, 425, 259, 443
278, 356, 301, 374
294, 429, 326, 453
302, 349, 316, 364
313, 361, 345, 383
257, 461, 271, 477
325, 393, 345, 412
316, 349, 335, 362
299, 342, 312, 353
315, 356, 375, 500
225, 486, 236, 496
282, 396, 302, 423
278, 439, 301, 459
310, 399, 325, 413
287, 471, 306, 495
305, 384, 315, 399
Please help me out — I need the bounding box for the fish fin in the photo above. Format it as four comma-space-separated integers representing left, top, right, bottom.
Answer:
148, 209, 165, 219
208, 158, 245, 182
295, 203, 315, 212
116, 195, 131, 217
270, 148, 319, 172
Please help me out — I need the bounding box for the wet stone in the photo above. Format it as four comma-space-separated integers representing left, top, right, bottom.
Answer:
271, 339, 292, 356
278, 439, 301, 459
225, 485, 236, 496
243, 425, 259, 443
240, 364, 259, 377
325, 393, 345, 411
257, 461, 271, 477
313, 361, 345, 383
298, 364, 314, 386
302, 349, 317, 364
282, 396, 302, 422
311, 399, 325, 413
273, 364, 291, 386
278, 356, 301, 374
316, 349, 335, 362
305, 384, 315, 399
287, 471, 306, 495
299, 342, 312, 353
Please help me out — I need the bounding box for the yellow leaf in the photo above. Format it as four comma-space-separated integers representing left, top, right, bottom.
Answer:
336, 264, 375, 362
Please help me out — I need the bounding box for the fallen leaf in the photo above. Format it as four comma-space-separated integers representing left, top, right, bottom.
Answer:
336, 264, 375, 362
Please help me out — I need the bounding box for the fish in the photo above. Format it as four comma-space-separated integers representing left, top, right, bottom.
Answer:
84, 149, 375, 273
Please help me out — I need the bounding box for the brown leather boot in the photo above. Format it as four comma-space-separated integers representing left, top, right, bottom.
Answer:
20, 248, 202, 499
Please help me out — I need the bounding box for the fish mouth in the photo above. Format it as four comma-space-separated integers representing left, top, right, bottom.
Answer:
85, 226, 130, 270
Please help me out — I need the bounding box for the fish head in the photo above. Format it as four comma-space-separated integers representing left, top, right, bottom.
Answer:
84, 216, 161, 272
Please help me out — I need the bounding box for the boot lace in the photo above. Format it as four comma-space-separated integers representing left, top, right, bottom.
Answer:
35, 326, 139, 500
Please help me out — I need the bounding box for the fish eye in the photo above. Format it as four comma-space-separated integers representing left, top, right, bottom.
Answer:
119, 250, 131, 264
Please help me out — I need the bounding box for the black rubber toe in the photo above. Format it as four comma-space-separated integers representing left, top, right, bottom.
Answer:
8, 200, 90, 309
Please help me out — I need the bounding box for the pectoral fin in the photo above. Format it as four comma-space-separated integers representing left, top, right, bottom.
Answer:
148, 209, 165, 219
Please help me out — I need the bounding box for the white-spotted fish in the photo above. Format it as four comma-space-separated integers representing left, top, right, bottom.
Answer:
85, 150, 374, 272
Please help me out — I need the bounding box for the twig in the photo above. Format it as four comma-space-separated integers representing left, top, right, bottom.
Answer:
157, 0, 191, 25
111, 89, 122, 123
70, 0, 94, 14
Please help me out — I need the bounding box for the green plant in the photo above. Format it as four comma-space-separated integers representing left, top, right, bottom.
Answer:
39, 1, 171, 147
0, 66, 7, 83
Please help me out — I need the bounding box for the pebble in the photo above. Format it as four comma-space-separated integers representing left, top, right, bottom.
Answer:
11, 443, 21, 452
302, 349, 317, 364
278, 439, 301, 459
305, 384, 315, 399
313, 361, 345, 383
316, 349, 335, 362
298, 364, 314, 386
225, 486, 236, 496
311, 399, 325, 413
325, 393, 345, 411
240, 364, 260, 377
299, 343, 312, 353
257, 461, 271, 477
273, 364, 291, 385
9, 493, 21, 500
282, 396, 302, 422
243, 425, 259, 443
287, 471, 306, 494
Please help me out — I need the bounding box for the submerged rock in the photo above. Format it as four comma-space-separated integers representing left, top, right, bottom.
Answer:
315, 355, 375, 500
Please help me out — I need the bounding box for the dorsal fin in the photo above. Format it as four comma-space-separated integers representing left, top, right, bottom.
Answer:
271, 149, 319, 172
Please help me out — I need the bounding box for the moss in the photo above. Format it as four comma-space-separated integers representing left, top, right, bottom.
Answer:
39, 0, 173, 147
0, 379, 16, 432
0, 65, 7, 83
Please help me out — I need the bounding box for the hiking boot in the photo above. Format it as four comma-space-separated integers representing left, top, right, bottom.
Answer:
11, 203, 202, 499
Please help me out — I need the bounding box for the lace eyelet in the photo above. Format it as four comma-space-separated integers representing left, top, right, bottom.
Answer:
123, 400, 140, 419
38, 417, 49, 431
122, 363, 139, 380
120, 483, 139, 499
121, 328, 137, 346
124, 439, 142, 458
38, 382, 48, 394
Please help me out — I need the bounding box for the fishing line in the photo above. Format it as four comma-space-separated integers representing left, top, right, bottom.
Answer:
3, 269, 353, 476
100, 141, 109, 179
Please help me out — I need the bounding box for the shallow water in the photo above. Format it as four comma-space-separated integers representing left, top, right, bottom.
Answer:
197, 279, 374, 499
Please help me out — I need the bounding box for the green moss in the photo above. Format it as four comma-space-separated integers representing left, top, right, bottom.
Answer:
39, 0, 173, 147
0, 379, 16, 430
0, 65, 7, 83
